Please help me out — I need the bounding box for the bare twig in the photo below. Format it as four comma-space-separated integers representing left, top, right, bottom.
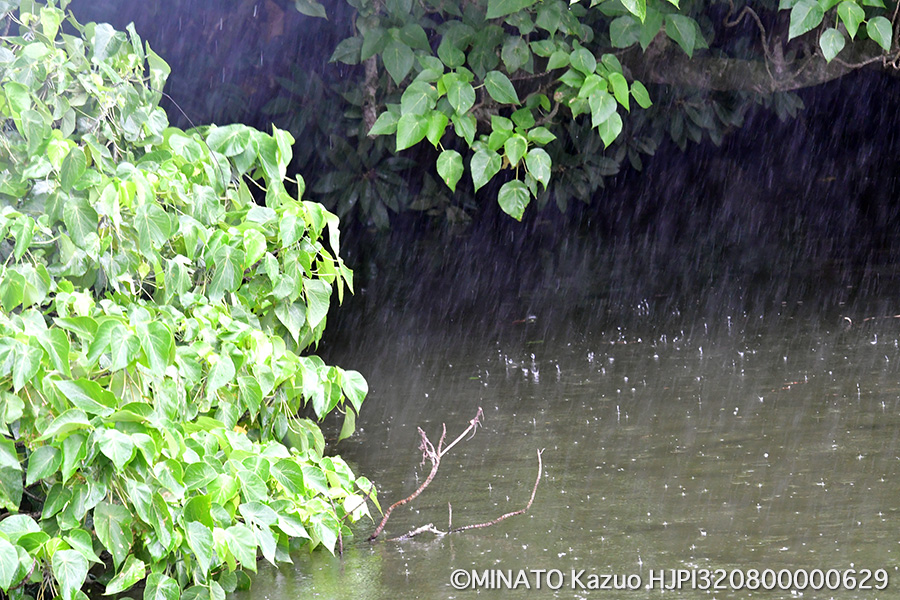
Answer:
367, 408, 484, 542
384, 448, 545, 542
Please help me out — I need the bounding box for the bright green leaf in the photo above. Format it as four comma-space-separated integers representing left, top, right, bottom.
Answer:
497, 180, 530, 220
867, 16, 892, 52
788, 0, 824, 40
471, 149, 502, 191
525, 148, 551, 189
436, 149, 464, 192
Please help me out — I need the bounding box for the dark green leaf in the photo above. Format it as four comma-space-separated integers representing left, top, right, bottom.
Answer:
294, 0, 327, 18
486, 0, 539, 19
484, 71, 520, 105
631, 80, 652, 108
665, 14, 698, 57
382, 40, 415, 85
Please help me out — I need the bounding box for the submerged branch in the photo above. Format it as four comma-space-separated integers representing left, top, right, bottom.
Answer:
385, 449, 545, 542
367, 408, 484, 542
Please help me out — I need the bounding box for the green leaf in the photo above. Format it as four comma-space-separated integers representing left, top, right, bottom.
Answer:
504, 134, 528, 166
526, 127, 556, 144
62, 197, 98, 246
186, 522, 215, 574
382, 40, 414, 85
486, 0, 538, 19
105, 554, 145, 595
609, 72, 630, 110
631, 80, 652, 108
26, 445, 60, 486
93, 502, 133, 569
294, 0, 327, 18
305, 278, 332, 329
53, 379, 117, 417
452, 113, 476, 145
0, 537, 18, 590
143, 573, 180, 600
206, 124, 251, 157
225, 524, 258, 571
589, 90, 618, 128
525, 147, 552, 189
547, 49, 569, 70
329, 36, 361, 64
867, 16, 892, 51
501, 36, 531, 73
59, 147, 86, 191
497, 180, 530, 220
483, 71, 520, 105
471, 149, 502, 191
141, 321, 174, 372
665, 14, 698, 57
598, 111, 624, 147
340, 369, 368, 413
819, 27, 845, 62
788, 0, 824, 40
38, 328, 71, 377
447, 80, 476, 114
425, 111, 449, 147
569, 47, 596, 75
400, 81, 438, 116
837, 1, 864, 39
209, 245, 245, 302
436, 149, 464, 192
368, 111, 398, 136
52, 549, 88, 600
271, 459, 305, 495
37, 409, 91, 441
610, 15, 641, 48
96, 428, 135, 471
621, 0, 646, 21
207, 353, 235, 396
396, 113, 428, 151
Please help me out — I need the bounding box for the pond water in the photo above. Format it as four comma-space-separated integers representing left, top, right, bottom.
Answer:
233, 278, 900, 599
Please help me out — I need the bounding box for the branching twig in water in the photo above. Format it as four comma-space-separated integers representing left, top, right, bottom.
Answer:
386, 448, 544, 542
367, 408, 484, 542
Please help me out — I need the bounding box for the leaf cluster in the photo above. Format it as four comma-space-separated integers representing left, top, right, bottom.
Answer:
0, 1, 373, 597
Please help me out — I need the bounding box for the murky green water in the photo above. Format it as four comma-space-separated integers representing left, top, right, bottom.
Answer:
233, 305, 900, 599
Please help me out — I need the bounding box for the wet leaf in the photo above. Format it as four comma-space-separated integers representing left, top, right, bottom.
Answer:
471, 149, 502, 191
665, 14, 698, 57
484, 71, 520, 105
819, 28, 845, 62
486, 0, 538, 19
436, 149, 463, 192
525, 147, 552, 189
497, 180, 530, 220
867, 16, 892, 52
788, 0, 824, 40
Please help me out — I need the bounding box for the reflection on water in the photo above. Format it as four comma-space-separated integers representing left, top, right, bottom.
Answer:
234, 305, 900, 599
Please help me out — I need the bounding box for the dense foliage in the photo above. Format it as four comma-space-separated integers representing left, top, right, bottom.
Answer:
0, 1, 374, 598
274, 0, 898, 224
